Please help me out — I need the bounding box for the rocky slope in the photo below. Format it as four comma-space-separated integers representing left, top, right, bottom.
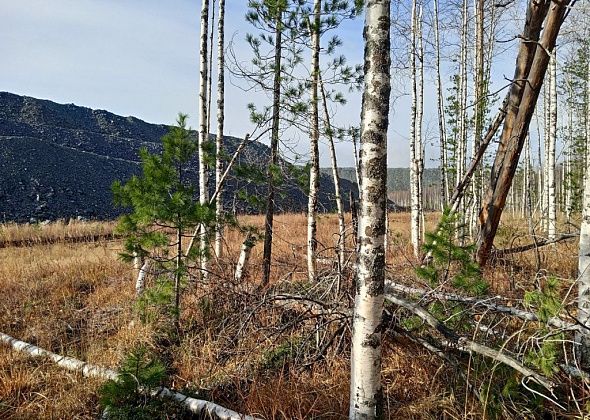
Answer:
0, 92, 358, 222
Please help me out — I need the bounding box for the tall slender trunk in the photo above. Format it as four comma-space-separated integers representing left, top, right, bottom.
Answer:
524, 133, 534, 234
579, 54, 590, 367
542, 82, 550, 232
409, 0, 422, 258
470, 0, 485, 237
434, 0, 449, 209
261, 8, 283, 287
320, 77, 346, 286
417, 5, 425, 244
349, 0, 390, 416
548, 51, 557, 240
215, 0, 226, 258
457, 0, 469, 241
564, 95, 574, 222
174, 226, 182, 328
207, 0, 216, 135
475, 0, 570, 266
307, 0, 321, 282
198, 0, 211, 278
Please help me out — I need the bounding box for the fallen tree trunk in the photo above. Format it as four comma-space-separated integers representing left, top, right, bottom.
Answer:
384, 293, 556, 392
493, 233, 578, 256
0, 332, 259, 420
385, 280, 580, 332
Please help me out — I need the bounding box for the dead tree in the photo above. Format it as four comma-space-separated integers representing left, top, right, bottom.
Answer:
476, 0, 572, 266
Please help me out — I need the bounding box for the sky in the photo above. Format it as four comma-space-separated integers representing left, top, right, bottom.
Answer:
0, 0, 522, 168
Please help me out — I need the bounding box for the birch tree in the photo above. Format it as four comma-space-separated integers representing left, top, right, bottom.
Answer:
469, 0, 485, 238
307, 0, 321, 282
349, 0, 391, 416
547, 50, 557, 240
215, 0, 226, 258
456, 0, 469, 238
434, 0, 449, 208
198, 0, 211, 277
578, 51, 590, 367
409, 0, 423, 258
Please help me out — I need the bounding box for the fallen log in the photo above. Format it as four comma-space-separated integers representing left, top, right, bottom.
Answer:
0, 332, 259, 420
385, 280, 580, 332
384, 293, 557, 392
493, 233, 579, 256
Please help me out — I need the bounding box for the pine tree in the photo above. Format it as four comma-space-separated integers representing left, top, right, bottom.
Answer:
113, 114, 214, 326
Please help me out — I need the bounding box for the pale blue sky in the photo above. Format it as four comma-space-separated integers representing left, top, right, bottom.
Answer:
0, 0, 521, 167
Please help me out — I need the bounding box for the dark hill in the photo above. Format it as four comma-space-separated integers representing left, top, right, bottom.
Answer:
0, 92, 358, 222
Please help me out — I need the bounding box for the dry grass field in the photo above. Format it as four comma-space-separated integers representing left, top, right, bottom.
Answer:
0, 212, 580, 419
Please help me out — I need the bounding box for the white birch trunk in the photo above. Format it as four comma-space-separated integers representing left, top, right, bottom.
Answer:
470, 0, 484, 238
135, 260, 149, 297
215, 0, 225, 258
235, 234, 255, 282
434, 0, 449, 209
548, 51, 557, 241
543, 83, 550, 233
457, 0, 469, 242
409, 0, 421, 258
352, 135, 362, 203
198, 0, 211, 278
307, 0, 321, 282
579, 52, 590, 367
0, 332, 258, 420
417, 5, 425, 245
349, 0, 390, 417
524, 134, 534, 235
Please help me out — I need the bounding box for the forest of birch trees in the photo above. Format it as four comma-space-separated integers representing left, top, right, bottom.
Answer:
3, 0, 590, 418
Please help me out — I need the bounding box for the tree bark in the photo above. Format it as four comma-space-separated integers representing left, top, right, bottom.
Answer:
307, 0, 321, 282
476, 0, 570, 266
320, 77, 346, 286
349, 0, 390, 417
434, 0, 449, 209
135, 260, 149, 297
215, 0, 226, 258
548, 51, 557, 241
409, 0, 422, 258
456, 0, 469, 242
470, 0, 485, 238
578, 54, 590, 367
0, 332, 258, 420
235, 233, 255, 282
198, 0, 211, 279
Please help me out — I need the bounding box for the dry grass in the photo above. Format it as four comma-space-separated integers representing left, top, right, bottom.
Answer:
0, 220, 117, 247
0, 213, 580, 418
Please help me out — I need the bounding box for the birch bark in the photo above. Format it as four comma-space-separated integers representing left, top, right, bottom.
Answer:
548, 51, 557, 241
434, 0, 449, 209
215, 0, 225, 258
349, 0, 390, 417
409, 0, 422, 258
307, 0, 321, 282
198, 0, 211, 278
578, 55, 590, 367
